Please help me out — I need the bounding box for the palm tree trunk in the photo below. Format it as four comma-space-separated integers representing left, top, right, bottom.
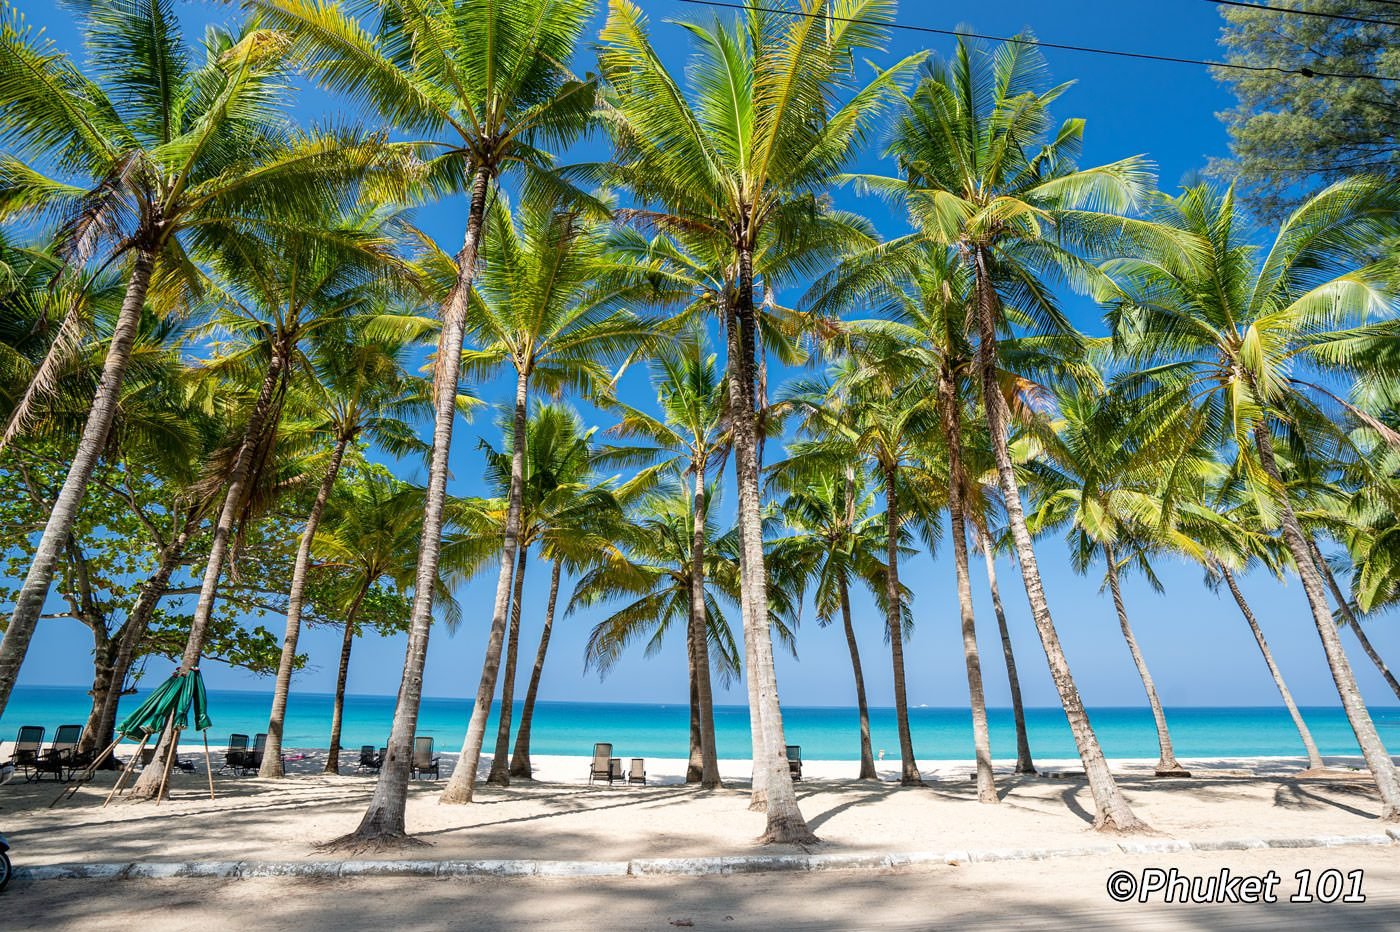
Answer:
1308, 538, 1400, 702
689, 461, 721, 788
80, 509, 201, 756
972, 247, 1145, 832
1218, 563, 1324, 770
731, 245, 814, 843
341, 165, 492, 842
838, 577, 877, 780
509, 559, 561, 779
262, 434, 352, 777
1251, 421, 1400, 819
0, 246, 157, 718
487, 546, 529, 785
131, 344, 287, 800
974, 526, 1035, 774
325, 579, 371, 774
442, 365, 530, 805
881, 464, 922, 786
941, 369, 996, 801
1104, 545, 1185, 776
687, 644, 703, 783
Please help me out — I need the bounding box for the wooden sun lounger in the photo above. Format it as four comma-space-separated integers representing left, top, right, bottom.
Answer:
588, 742, 612, 785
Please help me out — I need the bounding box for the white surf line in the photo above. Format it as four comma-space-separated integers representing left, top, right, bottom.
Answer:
16, 831, 1400, 882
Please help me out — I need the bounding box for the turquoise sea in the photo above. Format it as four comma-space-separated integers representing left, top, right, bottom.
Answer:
4, 685, 1398, 760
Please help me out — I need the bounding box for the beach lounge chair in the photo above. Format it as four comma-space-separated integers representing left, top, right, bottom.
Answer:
358, 745, 382, 773
220, 734, 249, 774
34, 725, 82, 781
628, 758, 646, 786
786, 745, 802, 781
609, 758, 624, 784
243, 733, 268, 773
411, 737, 439, 780
6, 726, 44, 780
588, 743, 612, 785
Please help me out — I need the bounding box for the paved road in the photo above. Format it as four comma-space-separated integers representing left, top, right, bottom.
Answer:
3, 847, 1398, 930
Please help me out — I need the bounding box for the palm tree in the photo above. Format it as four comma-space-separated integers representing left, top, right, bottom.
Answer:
1023, 387, 1190, 777
599, 0, 921, 843
130, 205, 408, 798
259, 327, 433, 777
1103, 181, 1400, 819
573, 480, 744, 748
767, 468, 891, 780
257, 0, 599, 844
599, 333, 731, 786
781, 357, 938, 787
971, 522, 1036, 775
437, 194, 656, 805
0, 2, 388, 717
315, 468, 475, 773
858, 37, 1163, 831
467, 402, 626, 784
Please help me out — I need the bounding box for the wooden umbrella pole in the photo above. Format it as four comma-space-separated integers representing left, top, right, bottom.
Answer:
104, 736, 147, 807
202, 730, 215, 800
155, 713, 179, 805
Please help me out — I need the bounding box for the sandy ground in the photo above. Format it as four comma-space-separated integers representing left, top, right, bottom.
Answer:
4, 847, 1399, 931
0, 749, 1393, 866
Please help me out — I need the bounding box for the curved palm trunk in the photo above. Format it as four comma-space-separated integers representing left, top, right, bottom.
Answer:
689, 462, 721, 788
687, 646, 703, 782
1252, 422, 1400, 819
881, 464, 922, 786
509, 559, 561, 779
974, 527, 1035, 775
325, 579, 371, 774
972, 247, 1145, 832
941, 371, 996, 802
342, 166, 490, 842
441, 366, 530, 805
838, 578, 877, 780
1309, 538, 1400, 703
1104, 546, 1185, 776
81, 509, 201, 756
262, 434, 352, 777
730, 247, 814, 843
487, 546, 529, 785
132, 345, 287, 800
0, 247, 157, 718
1218, 564, 1324, 770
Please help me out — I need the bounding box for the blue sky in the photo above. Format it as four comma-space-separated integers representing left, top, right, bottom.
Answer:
12, 0, 1400, 712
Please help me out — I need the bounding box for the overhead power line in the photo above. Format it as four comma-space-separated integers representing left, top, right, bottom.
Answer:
1205, 0, 1400, 28
676, 0, 1399, 82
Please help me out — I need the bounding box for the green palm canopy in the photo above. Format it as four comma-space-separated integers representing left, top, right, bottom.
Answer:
117, 670, 212, 741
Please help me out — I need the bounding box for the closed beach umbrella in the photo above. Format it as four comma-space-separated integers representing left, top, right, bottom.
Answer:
117, 669, 213, 740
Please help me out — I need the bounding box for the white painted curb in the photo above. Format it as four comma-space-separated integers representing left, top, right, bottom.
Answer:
13, 832, 1397, 883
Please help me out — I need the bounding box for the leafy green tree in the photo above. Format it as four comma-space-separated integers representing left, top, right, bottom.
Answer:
1211, 3, 1400, 218
0, 2, 390, 716
1104, 180, 1400, 819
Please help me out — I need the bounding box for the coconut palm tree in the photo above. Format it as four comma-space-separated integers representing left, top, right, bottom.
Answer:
255, 0, 599, 843
0, 2, 390, 717
1023, 386, 1191, 777
766, 466, 893, 780
468, 402, 626, 784
599, 0, 921, 842
259, 327, 434, 777
1103, 181, 1400, 819
130, 205, 409, 798
573, 479, 744, 740
597, 333, 731, 786
315, 468, 477, 773
780, 356, 939, 787
436, 193, 657, 805
854, 36, 1164, 831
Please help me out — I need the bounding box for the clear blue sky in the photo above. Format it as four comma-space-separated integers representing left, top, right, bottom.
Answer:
12, 0, 1399, 710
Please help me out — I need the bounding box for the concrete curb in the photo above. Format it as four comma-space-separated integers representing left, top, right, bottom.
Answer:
14, 832, 1398, 882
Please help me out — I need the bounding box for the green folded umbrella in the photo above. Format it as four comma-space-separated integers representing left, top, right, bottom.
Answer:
117, 669, 213, 740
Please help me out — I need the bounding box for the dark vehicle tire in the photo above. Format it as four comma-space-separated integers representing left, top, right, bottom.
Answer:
0, 851, 10, 892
